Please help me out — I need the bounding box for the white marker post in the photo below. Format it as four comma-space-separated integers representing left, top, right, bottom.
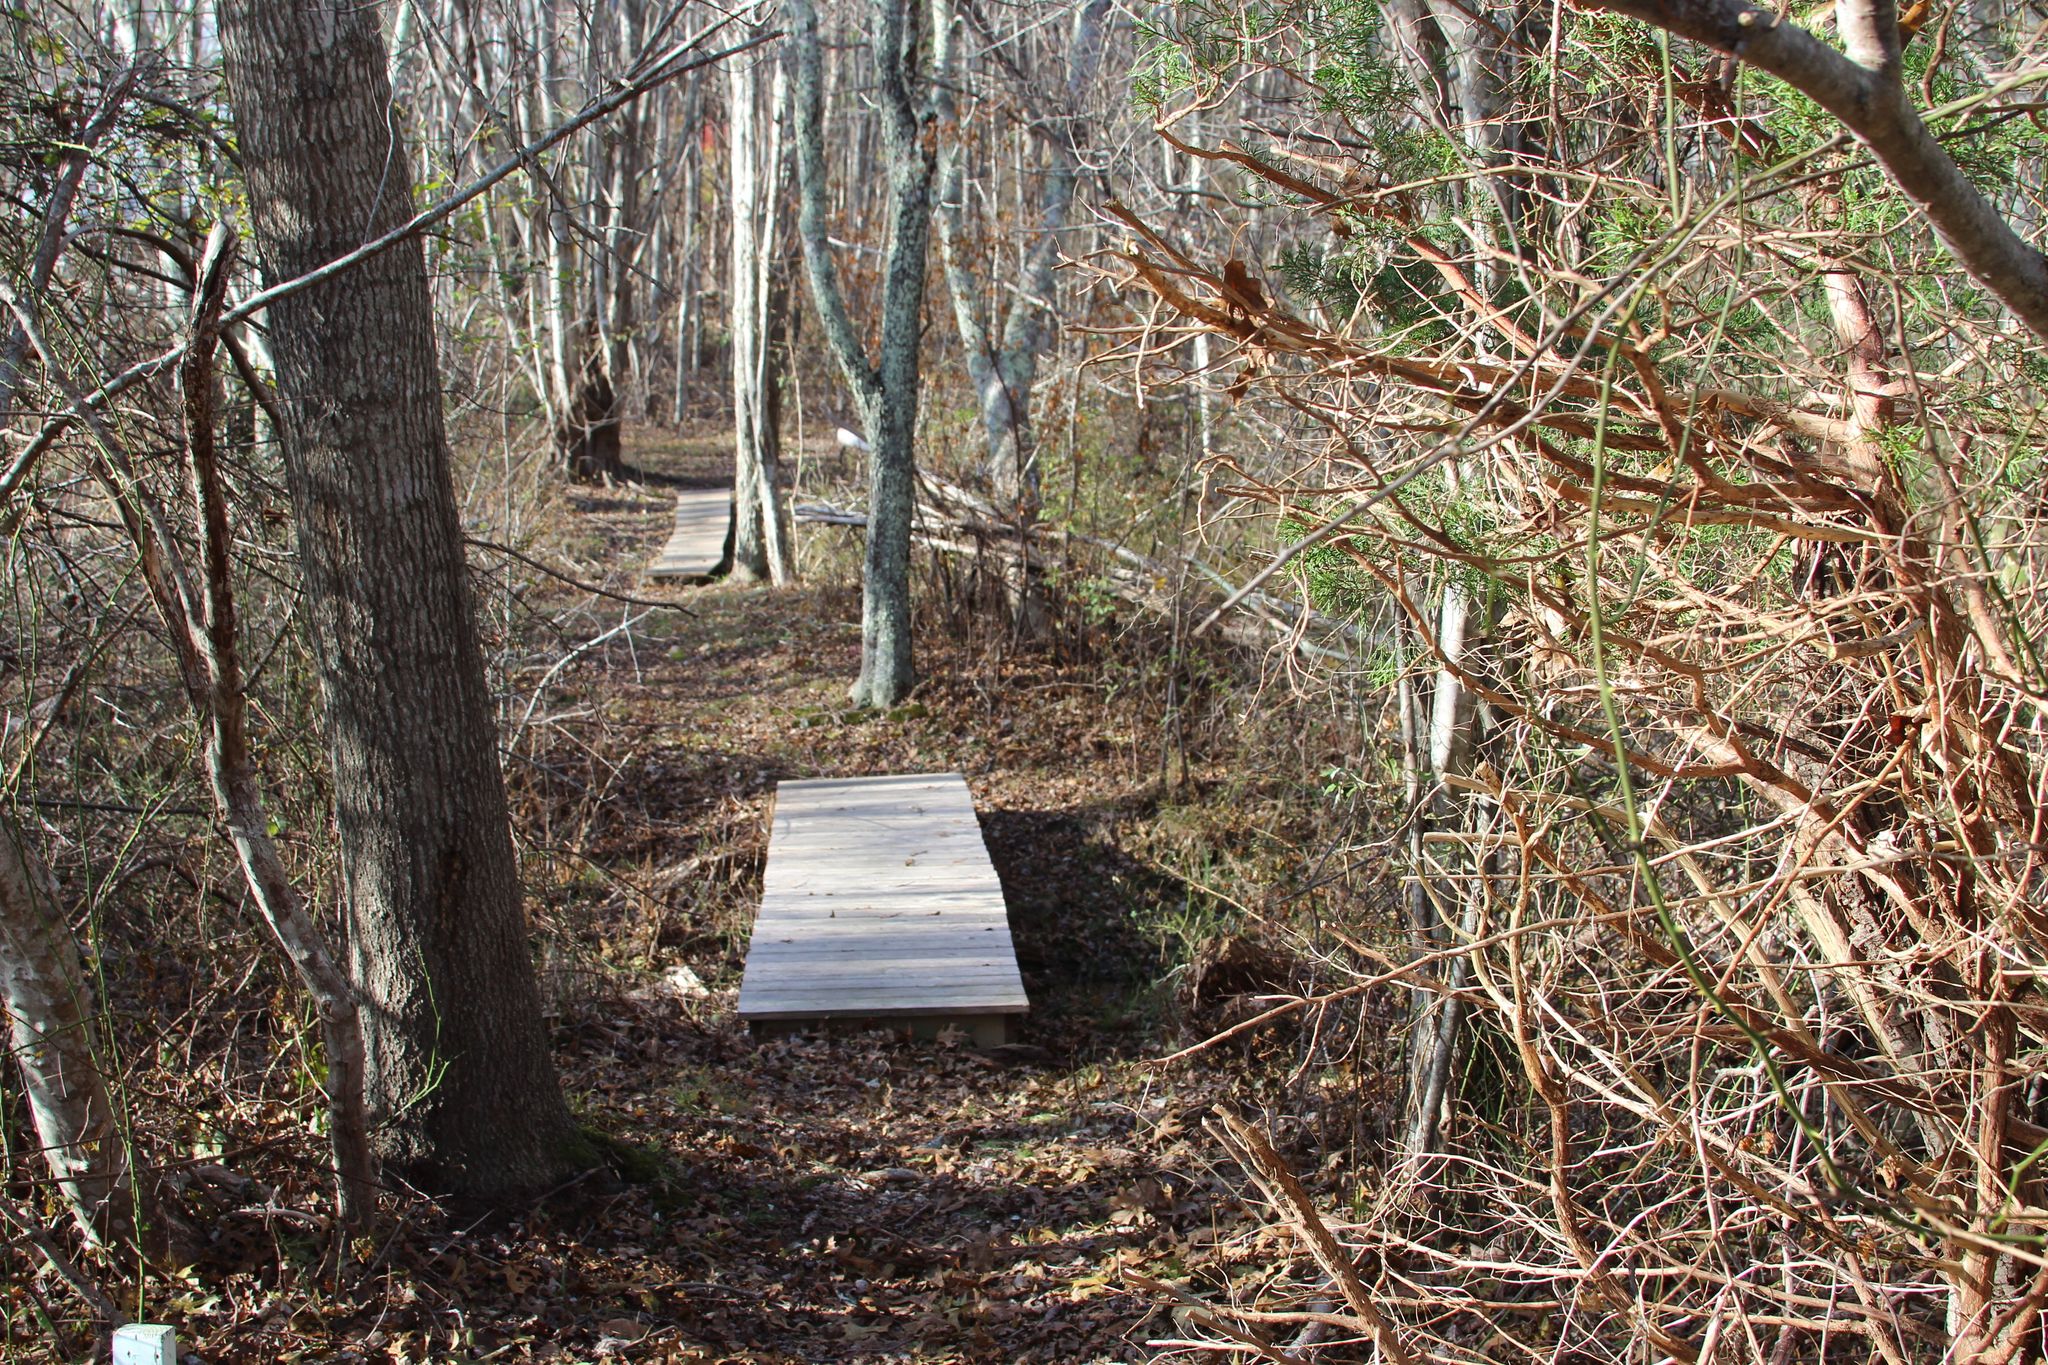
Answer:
111, 1324, 177, 1365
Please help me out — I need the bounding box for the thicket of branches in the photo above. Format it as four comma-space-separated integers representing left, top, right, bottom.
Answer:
1115, 0, 2048, 1357
14, 0, 2048, 1356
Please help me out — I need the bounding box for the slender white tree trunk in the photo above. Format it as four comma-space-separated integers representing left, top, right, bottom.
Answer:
1394, 0, 1520, 1167
727, 22, 795, 584
0, 817, 131, 1247
1403, 573, 1479, 1161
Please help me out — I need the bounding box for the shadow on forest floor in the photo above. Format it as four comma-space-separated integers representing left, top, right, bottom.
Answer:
463, 425, 1282, 1362
136, 424, 1317, 1365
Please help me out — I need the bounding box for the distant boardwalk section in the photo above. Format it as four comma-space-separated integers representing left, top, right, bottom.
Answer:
738, 774, 1029, 1046
646, 489, 729, 580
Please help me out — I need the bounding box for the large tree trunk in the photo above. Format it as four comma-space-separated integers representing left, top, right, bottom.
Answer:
218, 0, 581, 1200
790, 0, 944, 707
0, 817, 132, 1247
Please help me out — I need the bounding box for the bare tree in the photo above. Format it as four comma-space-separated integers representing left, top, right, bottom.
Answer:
6, 221, 381, 1227
1395, 0, 1535, 1166
789, 0, 948, 707
935, 0, 1109, 523
0, 58, 135, 1252
727, 5, 796, 584
1112, 0, 2048, 1349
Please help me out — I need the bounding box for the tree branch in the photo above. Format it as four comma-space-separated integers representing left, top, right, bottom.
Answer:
788, 0, 883, 405
0, 28, 770, 513
1575, 0, 2048, 341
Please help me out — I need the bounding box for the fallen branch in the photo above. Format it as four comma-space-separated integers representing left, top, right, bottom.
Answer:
466, 535, 694, 612
1206, 1109, 1415, 1365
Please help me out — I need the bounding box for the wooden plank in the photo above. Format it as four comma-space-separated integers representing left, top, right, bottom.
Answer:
645, 488, 729, 580
737, 773, 1029, 1031
743, 976, 1024, 997
742, 982, 1026, 1004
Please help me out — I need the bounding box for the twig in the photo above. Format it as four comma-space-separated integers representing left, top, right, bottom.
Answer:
0, 1193, 126, 1326
466, 535, 695, 612
514, 610, 659, 735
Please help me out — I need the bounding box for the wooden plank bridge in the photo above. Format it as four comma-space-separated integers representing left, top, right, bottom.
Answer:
645, 488, 730, 580
737, 774, 1029, 1046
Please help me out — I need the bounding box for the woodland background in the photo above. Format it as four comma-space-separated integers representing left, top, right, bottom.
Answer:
6, 0, 2048, 1360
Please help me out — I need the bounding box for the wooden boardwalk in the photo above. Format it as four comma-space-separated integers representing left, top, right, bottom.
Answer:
645, 489, 730, 580
737, 774, 1029, 1045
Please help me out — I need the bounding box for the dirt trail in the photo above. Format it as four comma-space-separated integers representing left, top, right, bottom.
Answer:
451, 430, 1256, 1363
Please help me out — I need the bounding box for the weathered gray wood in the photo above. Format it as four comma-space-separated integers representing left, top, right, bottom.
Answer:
738, 774, 1028, 1034
646, 488, 730, 580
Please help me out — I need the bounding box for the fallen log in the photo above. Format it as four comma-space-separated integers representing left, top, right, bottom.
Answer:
792, 475, 1382, 662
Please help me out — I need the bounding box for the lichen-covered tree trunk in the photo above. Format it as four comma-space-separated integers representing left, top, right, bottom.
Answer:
0, 815, 131, 1246
935, 0, 1108, 522
218, 0, 580, 1199
790, 0, 944, 707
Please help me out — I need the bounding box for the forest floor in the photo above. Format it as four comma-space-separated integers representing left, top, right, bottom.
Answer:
477, 430, 1257, 1364
120, 427, 1354, 1365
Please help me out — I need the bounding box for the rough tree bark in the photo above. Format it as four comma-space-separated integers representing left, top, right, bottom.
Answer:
218, 0, 581, 1199
553, 345, 626, 482
790, 0, 947, 706
670, 76, 704, 426
530, 0, 629, 484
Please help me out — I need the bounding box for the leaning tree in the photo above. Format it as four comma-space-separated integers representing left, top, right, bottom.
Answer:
217, 0, 582, 1198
